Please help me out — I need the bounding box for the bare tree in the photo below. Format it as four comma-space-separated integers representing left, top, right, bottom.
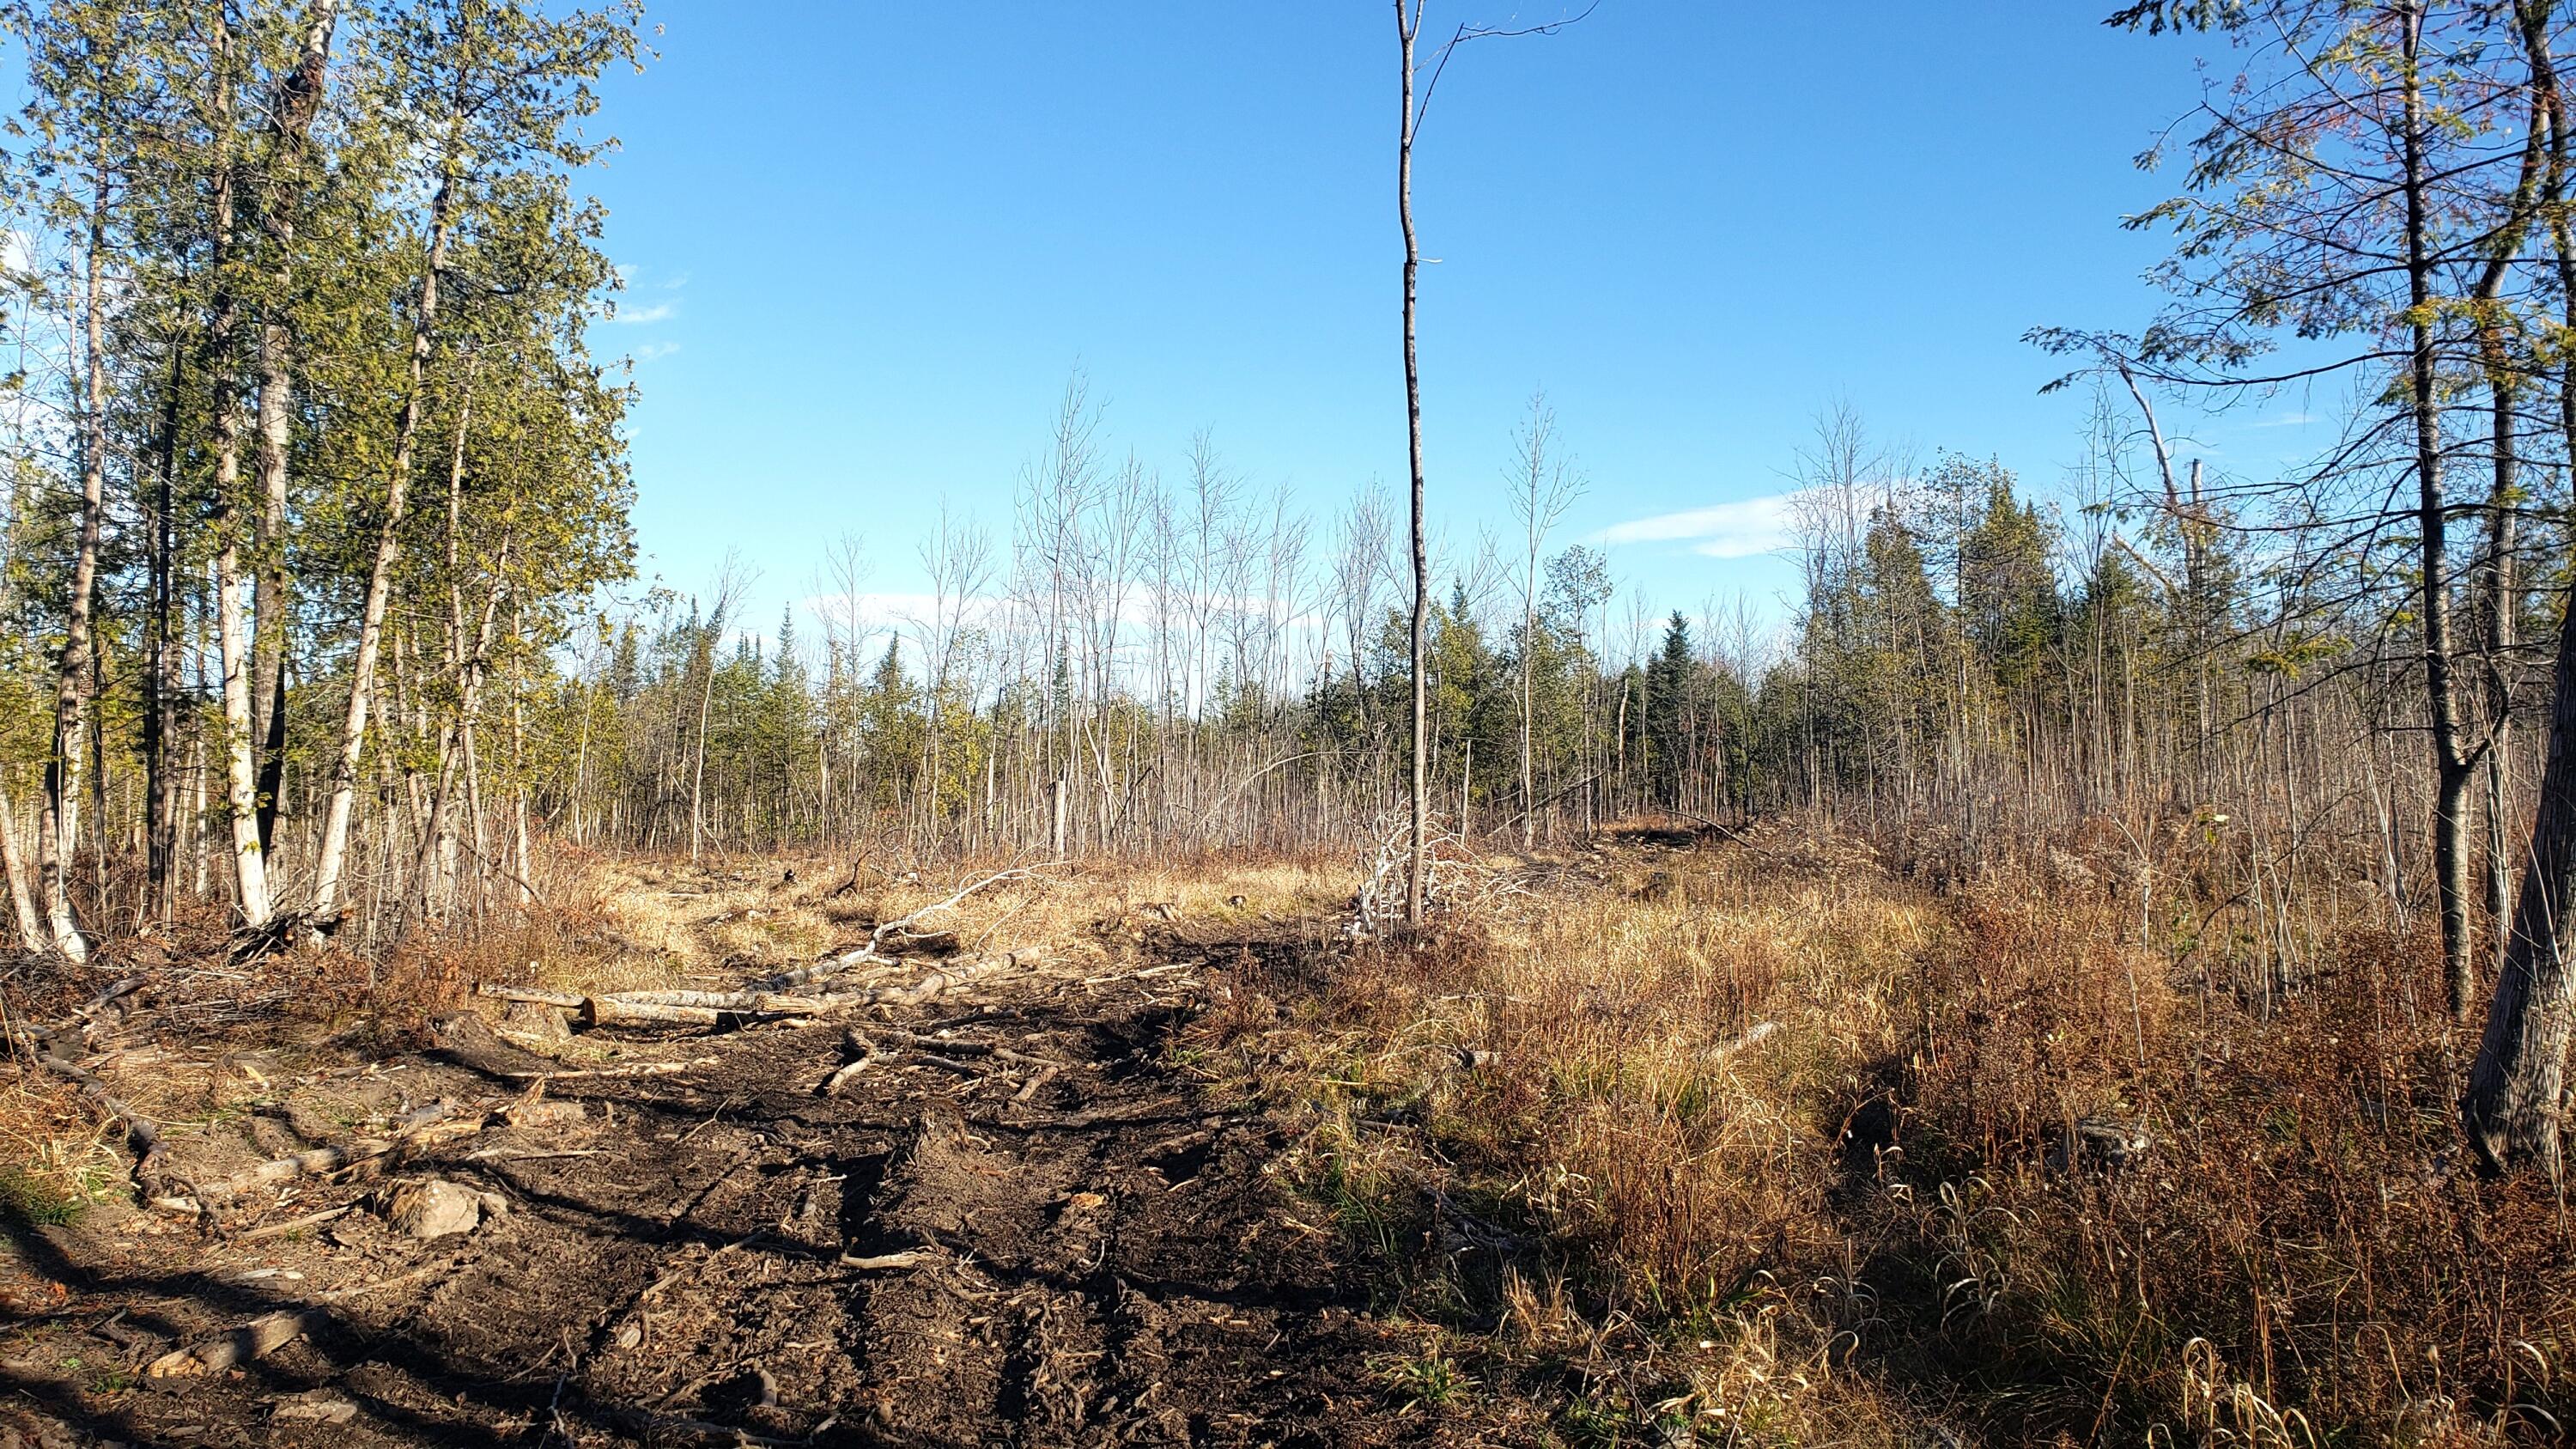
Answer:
912, 505, 994, 850
1393, 0, 1596, 921
1508, 393, 1583, 848
688, 555, 754, 865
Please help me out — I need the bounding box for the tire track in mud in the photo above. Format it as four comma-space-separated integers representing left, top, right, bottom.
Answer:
0, 955, 1430, 1448
559, 983, 1390, 1447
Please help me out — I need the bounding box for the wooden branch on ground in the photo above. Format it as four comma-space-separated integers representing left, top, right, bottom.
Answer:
184, 1103, 473, 1211
33, 1044, 167, 1192
762, 865, 1054, 991
147, 1308, 327, 1378
860, 1026, 1063, 1072
479, 950, 1044, 1035
818, 1030, 879, 1097
144, 1259, 454, 1379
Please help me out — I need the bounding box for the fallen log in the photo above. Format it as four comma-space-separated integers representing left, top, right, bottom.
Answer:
478, 984, 586, 1008
842, 953, 1035, 1008
34, 1048, 167, 1191
194, 1103, 469, 1207
580, 998, 727, 1028
598, 989, 829, 1014
147, 1308, 327, 1378
761, 866, 1053, 991
862, 1026, 1062, 1072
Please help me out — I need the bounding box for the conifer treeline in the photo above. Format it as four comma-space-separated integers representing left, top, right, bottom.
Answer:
0, 0, 640, 955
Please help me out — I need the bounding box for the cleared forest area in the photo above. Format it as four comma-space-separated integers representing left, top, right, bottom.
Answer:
4, 1, 2576, 1446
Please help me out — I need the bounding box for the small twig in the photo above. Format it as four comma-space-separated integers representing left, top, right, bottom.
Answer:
237, 1205, 352, 1243
838, 1248, 935, 1270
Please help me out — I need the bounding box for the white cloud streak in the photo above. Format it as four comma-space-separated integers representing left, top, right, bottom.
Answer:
1599, 493, 1797, 559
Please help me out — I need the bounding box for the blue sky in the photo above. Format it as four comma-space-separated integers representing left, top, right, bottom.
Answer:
586, 3, 2292, 643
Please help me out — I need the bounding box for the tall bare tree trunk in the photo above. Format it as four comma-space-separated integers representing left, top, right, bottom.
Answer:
38, 156, 114, 963
143, 342, 188, 924
2397, 8, 2476, 1020
1396, 1, 1429, 926
204, 9, 283, 932
310, 143, 459, 927
250, 3, 341, 854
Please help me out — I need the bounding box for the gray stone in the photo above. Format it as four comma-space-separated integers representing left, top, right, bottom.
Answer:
385, 1178, 483, 1239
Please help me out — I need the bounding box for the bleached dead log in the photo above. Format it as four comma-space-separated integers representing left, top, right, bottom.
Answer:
580, 998, 728, 1028
598, 989, 829, 1014
841, 953, 1035, 1008
478, 984, 585, 1008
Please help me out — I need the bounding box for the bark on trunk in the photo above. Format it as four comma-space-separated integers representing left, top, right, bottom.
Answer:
0, 788, 44, 953
144, 345, 187, 922
2464, 576, 2576, 1176
39, 157, 114, 963
251, 1, 343, 855
2397, 9, 2477, 1018
2464, 0, 2576, 1177
1396, 1, 1429, 926
309, 143, 460, 927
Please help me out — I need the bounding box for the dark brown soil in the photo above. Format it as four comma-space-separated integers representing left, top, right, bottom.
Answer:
0, 953, 1490, 1446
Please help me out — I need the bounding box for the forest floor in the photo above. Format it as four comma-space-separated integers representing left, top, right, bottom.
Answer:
0, 849, 1521, 1447
0, 820, 2561, 1448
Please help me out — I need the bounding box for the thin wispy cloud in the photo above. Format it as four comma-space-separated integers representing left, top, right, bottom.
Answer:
2251, 411, 2318, 429
631, 340, 682, 362
1599, 493, 1796, 560
611, 301, 677, 325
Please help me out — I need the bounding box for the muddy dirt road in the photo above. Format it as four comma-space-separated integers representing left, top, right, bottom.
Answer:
0, 923, 1481, 1446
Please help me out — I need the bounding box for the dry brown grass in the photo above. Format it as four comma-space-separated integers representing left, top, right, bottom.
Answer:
1206, 816, 2576, 1446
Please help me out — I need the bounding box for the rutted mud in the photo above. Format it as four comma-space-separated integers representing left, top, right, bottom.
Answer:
0, 927, 1439, 1446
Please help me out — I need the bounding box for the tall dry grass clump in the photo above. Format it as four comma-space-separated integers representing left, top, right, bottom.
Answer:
1242, 817, 2576, 1446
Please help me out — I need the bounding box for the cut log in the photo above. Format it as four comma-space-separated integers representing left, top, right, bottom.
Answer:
477, 984, 585, 1008
598, 989, 829, 1014
497, 1001, 574, 1046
